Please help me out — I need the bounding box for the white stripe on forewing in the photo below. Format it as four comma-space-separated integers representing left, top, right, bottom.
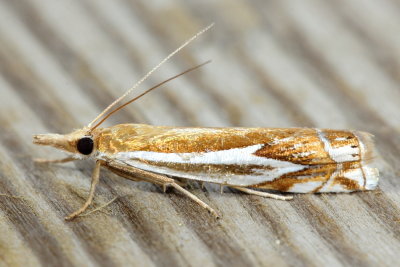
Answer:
289, 181, 324, 193
112, 144, 304, 169
97, 133, 378, 191
316, 129, 331, 155
100, 144, 306, 186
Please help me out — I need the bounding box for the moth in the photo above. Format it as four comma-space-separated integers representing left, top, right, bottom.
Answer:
33, 24, 379, 220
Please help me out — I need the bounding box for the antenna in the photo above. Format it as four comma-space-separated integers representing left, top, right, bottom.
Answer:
87, 23, 214, 128
90, 60, 211, 130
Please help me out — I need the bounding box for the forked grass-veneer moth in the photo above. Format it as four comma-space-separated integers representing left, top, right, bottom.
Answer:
33, 24, 379, 220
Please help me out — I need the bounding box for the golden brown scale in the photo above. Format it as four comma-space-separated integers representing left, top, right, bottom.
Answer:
331, 161, 365, 191
96, 124, 293, 154
93, 124, 373, 193
253, 132, 335, 165
324, 130, 358, 149
96, 124, 360, 164
96, 124, 350, 157
332, 177, 361, 191
253, 161, 364, 192
253, 164, 337, 191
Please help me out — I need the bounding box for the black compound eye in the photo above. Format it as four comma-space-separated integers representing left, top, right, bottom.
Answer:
77, 136, 94, 155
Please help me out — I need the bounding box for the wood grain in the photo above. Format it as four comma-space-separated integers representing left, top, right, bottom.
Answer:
0, 0, 399, 266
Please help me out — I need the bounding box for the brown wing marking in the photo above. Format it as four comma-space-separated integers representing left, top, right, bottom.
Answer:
96, 124, 322, 154
252, 161, 364, 192
253, 136, 334, 165
129, 158, 275, 176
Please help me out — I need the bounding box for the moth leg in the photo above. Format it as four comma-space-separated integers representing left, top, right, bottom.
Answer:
65, 161, 102, 221
103, 161, 220, 218
34, 156, 77, 164
106, 165, 143, 182
174, 178, 189, 187
104, 161, 185, 187
231, 186, 293, 201
200, 182, 205, 189
168, 182, 220, 218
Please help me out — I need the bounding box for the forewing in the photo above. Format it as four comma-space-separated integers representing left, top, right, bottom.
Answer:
97, 125, 378, 192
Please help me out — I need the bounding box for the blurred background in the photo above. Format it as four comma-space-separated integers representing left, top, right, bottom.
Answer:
0, 1, 399, 266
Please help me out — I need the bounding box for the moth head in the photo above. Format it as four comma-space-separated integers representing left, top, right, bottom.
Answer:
33, 128, 97, 157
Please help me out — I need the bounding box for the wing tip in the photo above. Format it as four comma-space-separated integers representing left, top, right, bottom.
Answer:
354, 131, 380, 189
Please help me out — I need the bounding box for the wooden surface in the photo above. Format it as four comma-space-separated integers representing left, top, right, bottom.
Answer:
0, 1, 399, 266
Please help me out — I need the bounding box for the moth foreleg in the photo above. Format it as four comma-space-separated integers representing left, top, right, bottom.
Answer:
230, 186, 293, 201
103, 161, 220, 218
34, 156, 77, 164
65, 160, 102, 221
